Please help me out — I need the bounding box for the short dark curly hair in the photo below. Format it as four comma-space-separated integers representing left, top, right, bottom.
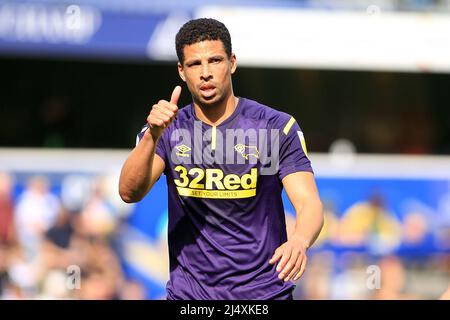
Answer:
175, 18, 232, 64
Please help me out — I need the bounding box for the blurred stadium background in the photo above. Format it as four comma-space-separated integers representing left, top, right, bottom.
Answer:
1, 0, 450, 300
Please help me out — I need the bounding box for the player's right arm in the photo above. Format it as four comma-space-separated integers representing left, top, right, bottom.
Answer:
119, 86, 181, 203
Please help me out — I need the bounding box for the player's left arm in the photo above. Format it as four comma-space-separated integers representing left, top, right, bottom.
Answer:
269, 171, 324, 282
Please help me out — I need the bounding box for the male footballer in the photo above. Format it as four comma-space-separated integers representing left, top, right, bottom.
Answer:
119, 18, 324, 300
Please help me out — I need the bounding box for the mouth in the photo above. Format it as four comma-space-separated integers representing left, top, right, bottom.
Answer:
199, 84, 217, 99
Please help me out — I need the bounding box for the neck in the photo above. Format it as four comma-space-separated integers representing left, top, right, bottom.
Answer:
193, 93, 238, 126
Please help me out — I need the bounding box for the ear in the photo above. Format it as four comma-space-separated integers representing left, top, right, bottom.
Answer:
230, 53, 237, 75
178, 62, 186, 82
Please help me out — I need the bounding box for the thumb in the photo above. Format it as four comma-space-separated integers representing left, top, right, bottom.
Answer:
170, 85, 182, 105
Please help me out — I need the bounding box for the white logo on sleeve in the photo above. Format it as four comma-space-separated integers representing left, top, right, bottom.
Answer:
297, 131, 308, 157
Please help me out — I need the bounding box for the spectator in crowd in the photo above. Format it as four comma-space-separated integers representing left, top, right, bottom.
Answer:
0, 172, 15, 245
77, 177, 118, 239
14, 176, 60, 260
372, 255, 421, 300
338, 192, 401, 253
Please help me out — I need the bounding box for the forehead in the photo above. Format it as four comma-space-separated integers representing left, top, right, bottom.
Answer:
183, 40, 227, 60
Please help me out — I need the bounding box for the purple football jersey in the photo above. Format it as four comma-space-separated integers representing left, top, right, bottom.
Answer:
137, 97, 313, 300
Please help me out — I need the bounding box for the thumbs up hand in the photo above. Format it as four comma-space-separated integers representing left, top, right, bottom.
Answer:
147, 86, 181, 140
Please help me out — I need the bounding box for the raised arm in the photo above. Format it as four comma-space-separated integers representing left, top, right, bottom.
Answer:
119, 86, 181, 203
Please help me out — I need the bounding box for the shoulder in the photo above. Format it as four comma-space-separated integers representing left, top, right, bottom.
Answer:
239, 97, 295, 130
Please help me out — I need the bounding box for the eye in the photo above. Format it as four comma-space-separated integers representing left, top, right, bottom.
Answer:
188, 61, 201, 67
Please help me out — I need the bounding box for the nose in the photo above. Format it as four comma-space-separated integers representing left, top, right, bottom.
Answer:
200, 63, 212, 81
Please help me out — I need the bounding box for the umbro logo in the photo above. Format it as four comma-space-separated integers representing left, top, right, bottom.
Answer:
175, 144, 191, 157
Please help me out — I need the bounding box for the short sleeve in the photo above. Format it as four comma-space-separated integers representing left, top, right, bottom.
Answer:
135, 124, 167, 163
277, 116, 313, 180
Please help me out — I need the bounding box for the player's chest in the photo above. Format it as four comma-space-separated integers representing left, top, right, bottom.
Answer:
165, 124, 279, 199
